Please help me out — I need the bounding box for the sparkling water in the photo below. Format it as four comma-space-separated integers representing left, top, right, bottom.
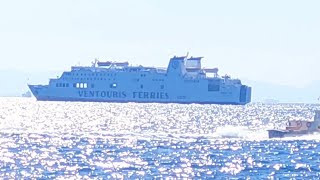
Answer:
1, 98, 320, 179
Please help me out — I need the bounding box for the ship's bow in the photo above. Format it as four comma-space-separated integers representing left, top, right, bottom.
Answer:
28, 84, 47, 100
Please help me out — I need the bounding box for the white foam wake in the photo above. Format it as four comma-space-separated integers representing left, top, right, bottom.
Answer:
215, 125, 268, 140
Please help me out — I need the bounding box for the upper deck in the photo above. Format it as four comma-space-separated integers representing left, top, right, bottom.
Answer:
68, 56, 240, 82
71, 59, 167, 74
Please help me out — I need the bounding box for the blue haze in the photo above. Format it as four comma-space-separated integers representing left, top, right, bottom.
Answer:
0, 1, 319, 100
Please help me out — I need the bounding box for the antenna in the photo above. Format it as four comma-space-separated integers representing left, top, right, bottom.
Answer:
186, 52, 189, 58
92, 58, 98, 67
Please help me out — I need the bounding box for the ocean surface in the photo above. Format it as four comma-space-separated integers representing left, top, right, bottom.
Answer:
1, 97, 320, 179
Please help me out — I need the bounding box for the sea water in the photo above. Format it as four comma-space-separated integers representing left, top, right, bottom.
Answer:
0, 97, 320, 179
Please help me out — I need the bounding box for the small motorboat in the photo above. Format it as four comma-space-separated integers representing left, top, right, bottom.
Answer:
268, 110, 320, 138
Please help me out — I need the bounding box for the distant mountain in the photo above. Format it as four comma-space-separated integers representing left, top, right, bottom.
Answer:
242, 79, 320, 103
0, 70, 26, 96
0, 69, 319, 103
0, 70, 61, 97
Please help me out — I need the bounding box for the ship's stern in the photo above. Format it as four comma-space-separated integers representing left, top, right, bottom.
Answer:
239, 85, 252, 104
268, 130, 287, 138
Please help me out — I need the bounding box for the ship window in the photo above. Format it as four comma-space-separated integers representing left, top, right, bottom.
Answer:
73, 83, 77, 88
66, 83, 69, 87
62, 83, 65, 87
83, 83, 87, 88
76, 83, 80, 88
56, 83, 59, 87
80, 83, 83, 88
160, 85, 164, 89
208, 84, 220, 91
91, 84, 94, 88
110, 83, 117, 88
140, 85, 143, 89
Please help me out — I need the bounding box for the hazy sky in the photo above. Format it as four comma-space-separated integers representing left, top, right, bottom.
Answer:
0, 0, 319, 87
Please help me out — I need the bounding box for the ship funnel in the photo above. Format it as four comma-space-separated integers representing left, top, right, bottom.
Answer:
167, 56, 187, 76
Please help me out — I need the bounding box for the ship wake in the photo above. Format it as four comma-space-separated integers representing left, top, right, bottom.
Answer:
214, 125, 267, 139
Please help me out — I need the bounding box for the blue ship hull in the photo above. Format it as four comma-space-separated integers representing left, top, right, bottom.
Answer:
28, 56, 252, 105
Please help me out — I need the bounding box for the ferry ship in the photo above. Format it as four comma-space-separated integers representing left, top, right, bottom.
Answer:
28, 55, 251, 105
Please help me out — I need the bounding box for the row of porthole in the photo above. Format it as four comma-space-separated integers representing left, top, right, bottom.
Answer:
58, 82, 123, 89
65, 73, 116, 77
56, 83, 69, 88
184, 80, 200, 83
56, 82, 164, 90
63, 78, 115, 81
74, 83, 88, 89
73, 83, 117, 89
67, 72, 148, 77
139, 85, 164, 89
152, 79, 164, 82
